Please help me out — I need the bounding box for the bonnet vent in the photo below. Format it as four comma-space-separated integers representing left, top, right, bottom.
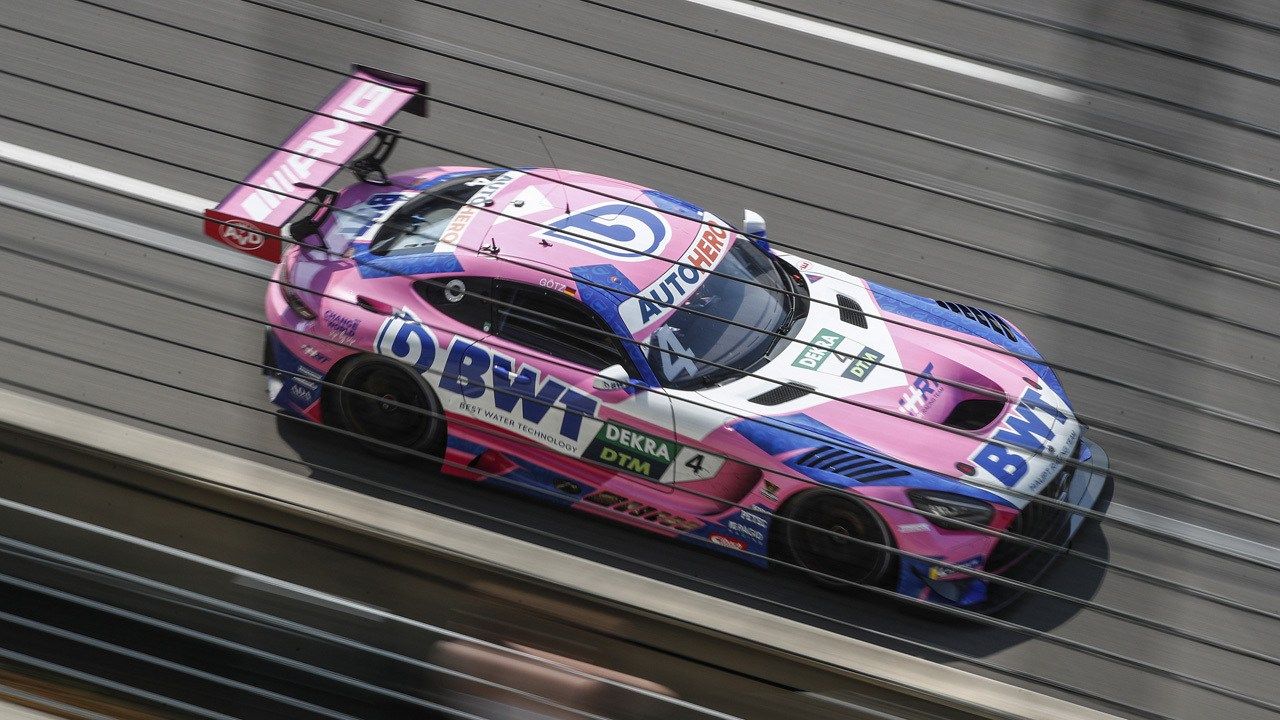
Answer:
935, 301, 1018, 342
749, 382, 812, 406
836, 295, 868, 328
793, 446, 910, 483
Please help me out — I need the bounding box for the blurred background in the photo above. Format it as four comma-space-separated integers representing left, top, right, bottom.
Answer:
0, 1, 1277, 718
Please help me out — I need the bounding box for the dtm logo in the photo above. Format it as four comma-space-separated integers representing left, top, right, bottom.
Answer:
221, 221, 265, 250
537, 203, 670, 261
970, 389, 1068, 486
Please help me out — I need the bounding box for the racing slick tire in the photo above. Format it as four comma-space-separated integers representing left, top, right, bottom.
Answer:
329, 354, 446, 467
775, 490, 896, 590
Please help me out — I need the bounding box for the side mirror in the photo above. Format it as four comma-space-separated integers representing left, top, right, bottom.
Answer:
743, 209, 769, 253
593, 364, 635, 393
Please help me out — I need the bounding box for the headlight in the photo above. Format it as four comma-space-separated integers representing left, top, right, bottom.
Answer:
278, 255, 317, 320
907, 490, 994, 530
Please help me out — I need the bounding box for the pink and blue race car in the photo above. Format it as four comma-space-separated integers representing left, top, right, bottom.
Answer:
204, 67, 1110, 611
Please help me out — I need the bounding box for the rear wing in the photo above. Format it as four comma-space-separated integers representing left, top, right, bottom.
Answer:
203, 65, 427, 261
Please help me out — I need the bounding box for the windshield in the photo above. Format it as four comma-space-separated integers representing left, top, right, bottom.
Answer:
645, 239, 797, 389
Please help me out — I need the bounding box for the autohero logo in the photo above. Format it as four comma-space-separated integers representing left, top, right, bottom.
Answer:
617, 221, 731, 330
375, 312, 600, 449
221, 221, 265, 250
969, 388, 1072, 487
584, 491, 700, 532
240, 81, 398, 222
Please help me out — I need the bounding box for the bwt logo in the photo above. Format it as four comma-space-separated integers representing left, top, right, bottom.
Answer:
241, 81, 396, 222
221, 221, 265, 250
970, 388, 1068, 486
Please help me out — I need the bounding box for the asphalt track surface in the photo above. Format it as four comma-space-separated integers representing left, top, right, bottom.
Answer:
0, 1, 1278, 718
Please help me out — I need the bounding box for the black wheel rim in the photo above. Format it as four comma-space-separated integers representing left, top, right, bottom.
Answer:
339, 364, 434, 448
789, 499, 891, 586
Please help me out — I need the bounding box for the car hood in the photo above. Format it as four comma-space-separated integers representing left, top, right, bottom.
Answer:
687, 256, 1079, 506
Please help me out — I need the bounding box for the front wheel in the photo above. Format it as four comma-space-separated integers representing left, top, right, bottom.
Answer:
329, 355, 445, 467
775, 491, 895, 589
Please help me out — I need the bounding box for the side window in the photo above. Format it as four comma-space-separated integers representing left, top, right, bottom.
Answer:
492, 282, 627, 371
415, 277, 494, 334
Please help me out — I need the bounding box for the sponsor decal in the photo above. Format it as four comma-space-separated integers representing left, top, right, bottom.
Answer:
374, 312, 600, 452
617, 221, 731, 330
792, 328, 845, 370
726, 520, 764, 544
709, 534, 747, 551
220, 221, 265, 250
437, 172, 522, 247
897, 362, 943, 417
897, 522, 932, 534
537, 202, 672, 261
840, 346, 885, 382
928, 555, 983, 581
761, 480, 780, 502
583, 491, 700, 532
583, 422, 678, 481
968, 388, 1072, 487
299, 344, 331, 364
738, 508, 768, 529
335, 192, 406, 239
323, 310, 360, 342
240, 81, 398, 222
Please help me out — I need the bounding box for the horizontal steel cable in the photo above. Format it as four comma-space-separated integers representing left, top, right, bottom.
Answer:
0, 345, 1272, 715
411, 0, 1280, 245
1142, 0, 1280, 34
0, 381, 1167, 720
12, 148, 1280, 555
21, 13, 1280, 397
574, 0, 1280, 193
0, 572, 609, 720
8, 130, 1280, 557
5, 59, 1277, 457
932, 0, 1280, 88
0, 611, 367, 720
0, 647, 238, 720
240, 0, 1280, 295
3, 230, 1279, 663
0, 538, 697, 720
747, 0, 1280, 142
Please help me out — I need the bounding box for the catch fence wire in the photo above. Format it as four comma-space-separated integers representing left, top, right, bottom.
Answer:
0, 571, 619, 720
0, 531, 741, 720
3, 55, 1277, 472
930, 0, 1280, 89
2, 68, 1279, 613
572, 0, 1280, 194
744, 0, 1280, 142
58, 1, 1280, 400
411, 0, 1280, 246
242, 0, 1280, 298
6, 113, 1279, 556
0, 1, 1274, 712
17, 15, 1280, 409
0, 197, 1278, 718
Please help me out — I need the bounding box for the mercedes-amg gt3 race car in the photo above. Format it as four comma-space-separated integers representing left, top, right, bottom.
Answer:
204, 66, 1110, 611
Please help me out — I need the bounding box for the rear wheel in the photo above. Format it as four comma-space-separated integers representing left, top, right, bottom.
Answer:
330, 355, 445, 466
776, 491, 894, 588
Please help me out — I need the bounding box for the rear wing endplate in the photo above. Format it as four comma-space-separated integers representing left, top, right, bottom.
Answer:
202, 65, 427, 261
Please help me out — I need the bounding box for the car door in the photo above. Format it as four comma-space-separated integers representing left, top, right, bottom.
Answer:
482, 281, 678, 485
